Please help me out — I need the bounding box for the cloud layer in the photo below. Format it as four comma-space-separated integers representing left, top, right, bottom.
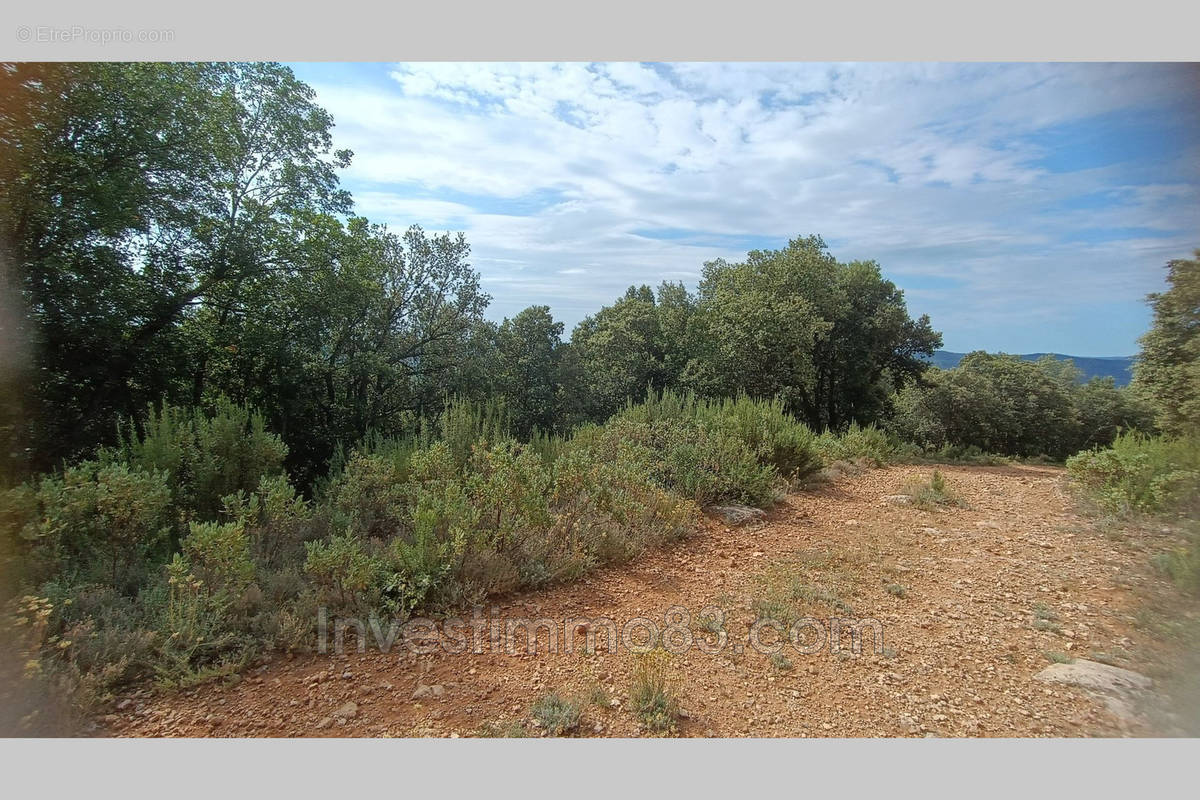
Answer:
297, 62, 1200, 355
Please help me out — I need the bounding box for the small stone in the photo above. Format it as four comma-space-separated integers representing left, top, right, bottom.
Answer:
333, 701, 358, 720
315, 717, 333, 730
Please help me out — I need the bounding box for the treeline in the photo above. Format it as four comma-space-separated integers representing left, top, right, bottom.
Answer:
890, 352, 1154, 460
0, 63, 942, 489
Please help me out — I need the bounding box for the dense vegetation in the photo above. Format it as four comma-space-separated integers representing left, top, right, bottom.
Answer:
1067, 252, 1200, 594
0, 62, 1190, 718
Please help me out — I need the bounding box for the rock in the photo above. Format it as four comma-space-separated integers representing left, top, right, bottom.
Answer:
706, 505, 765, 525
332, 701, 358, 720
1034, 659, 1151, 694
411, 683, 446, 700
1034, 659, 1152, 724
883, 495, 913, 506
315, 716, 333, 730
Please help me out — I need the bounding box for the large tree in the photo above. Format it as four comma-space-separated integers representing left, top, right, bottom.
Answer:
690, 235, 942, 430
1133, 250, 1200, 435
0, 62, 351, 469
493, 305, 564, 437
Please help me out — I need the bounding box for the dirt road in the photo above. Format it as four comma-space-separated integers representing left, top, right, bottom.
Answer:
100, 463, 1191, 737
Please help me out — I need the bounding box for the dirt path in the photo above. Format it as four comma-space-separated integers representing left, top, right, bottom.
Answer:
101, 463, 1183, 738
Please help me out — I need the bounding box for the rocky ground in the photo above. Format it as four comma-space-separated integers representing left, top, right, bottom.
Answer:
96, 463, 1199, 738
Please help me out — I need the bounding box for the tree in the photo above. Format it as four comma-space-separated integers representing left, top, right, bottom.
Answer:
0, 62, 352, 469
1133, 251, 1200, 435
889, 352, 1152, 458
254, 218, 489, 480
568, 285, 666, 422
688, 236, 941, 430
494, 306, 564, 437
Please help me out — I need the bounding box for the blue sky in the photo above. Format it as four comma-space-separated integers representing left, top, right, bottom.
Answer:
290, 62, 1200, 356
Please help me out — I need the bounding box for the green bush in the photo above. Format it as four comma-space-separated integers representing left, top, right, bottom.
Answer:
325, 453, 410, 539
221, 473, 314, 568
5, 462, 172, 589
617, 390, 821, 482
1066, 432, 1200, 514
890, 354, 1155, 460
180, 521, 255, 599
110, 398, 288, 521
816, 422, 908, 467
303, 533, 381, 609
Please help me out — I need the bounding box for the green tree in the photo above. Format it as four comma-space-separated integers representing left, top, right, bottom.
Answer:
1133, 251, 1200, 435
688, 236, 941, 429
494, 306, 564, 437
568, 285, 666, 422
0, 62, 351, 470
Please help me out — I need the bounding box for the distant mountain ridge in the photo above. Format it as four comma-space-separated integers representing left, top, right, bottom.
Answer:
928, 351, 1136, 387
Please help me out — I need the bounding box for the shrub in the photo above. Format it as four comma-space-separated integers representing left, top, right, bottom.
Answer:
303, 534, 381, 609
157, 555, 255, 685
816, 422, 908, 467
890, 354, 1155, 460
325, 453, 410, 539
531, 691, 582, 736
221, 474, 313, 568
629, 649, 681, 734
7, 462, 172, 589
111, 398, 288, 521
617, 390, 822, 483
1066, 432, 1200, 514
897, 470, 964, 511
180, 520, 255, 599
600, 406, 781, 507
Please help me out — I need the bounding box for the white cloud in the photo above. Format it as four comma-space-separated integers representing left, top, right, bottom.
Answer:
305, 62, 1200, 352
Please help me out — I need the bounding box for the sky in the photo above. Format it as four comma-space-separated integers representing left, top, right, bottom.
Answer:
289, 62, 1200, 356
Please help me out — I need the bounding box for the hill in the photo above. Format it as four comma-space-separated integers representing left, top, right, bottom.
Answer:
929, 351, 1135, 386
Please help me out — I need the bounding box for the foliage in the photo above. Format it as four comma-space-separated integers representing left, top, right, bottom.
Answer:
0, 62, 351, 472
897, 470, 964, 511
607, 390, 821, 504
891, 353, 1154, 460
629, 649, 681, 734
1133, 251, 1200, 436
687, 237, 941, 429
109, 398, 288, 521
493, 306, 564, 437
1066, 432, 1200, 514
815, 422, 910, 467
531, 691, 583, 736
3, 462, 172, 589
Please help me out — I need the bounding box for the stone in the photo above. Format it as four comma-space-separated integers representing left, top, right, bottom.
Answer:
706, 504, 766, 525
1034, 659, 1152, 724
883, 495, 913, 506
332, 701, 358, 720
411, 683, 446, 700
315, 717, 333, 730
